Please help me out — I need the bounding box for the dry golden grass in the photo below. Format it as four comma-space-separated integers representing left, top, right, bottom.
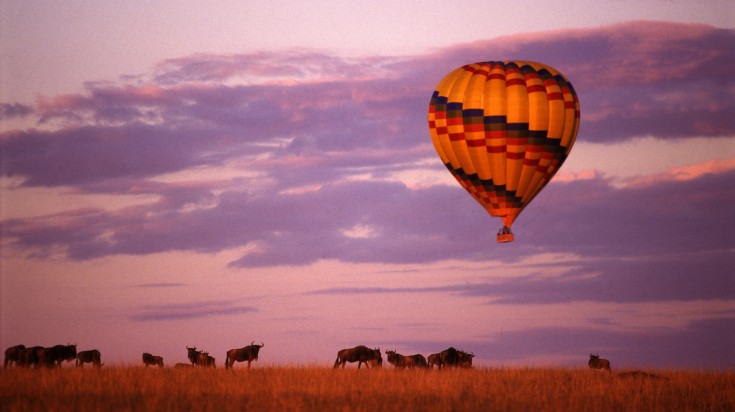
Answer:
1, 366, 733, 411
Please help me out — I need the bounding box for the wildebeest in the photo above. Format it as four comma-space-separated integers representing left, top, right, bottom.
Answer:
588, 353, 611, 371
457, 350, 475, 368
38, 344, 77, 367
225, 341, 264, 369
142, 352, 164, 367
386, 350, 428, 369
4, 344, 25, 368
333, 345, 382, 369
438, 347, 460, 369
427, 353, 442, 369
174, 363, 193, 368
186, 346, 215, 368
186, 346, 203, 365
18, 346, 43, 367
76, 349, 102, 368
428, 348, 474, 369
186, 346, 198, 364
195, 352, 216, 368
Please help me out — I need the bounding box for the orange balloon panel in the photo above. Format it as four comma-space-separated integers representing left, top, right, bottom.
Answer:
428, 61, 580, 232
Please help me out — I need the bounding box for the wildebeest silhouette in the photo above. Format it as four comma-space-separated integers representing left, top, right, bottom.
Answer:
38, 344, 77, 367
142, 352, 164, 368
386, 350, 428, 369
427, 352, 442, 369
18, 346, 43, 367
4, 344, 25, 368
588, 353, 611, 371
457, 350, 475, 368
427, 348, 474, 369
440, 347, 460, 368
333, 345, 382, 369
225, 341, 264, 369
186, 346, 197, 363
186, 346, 215, 368
197, 352, 216, 368
76, 349, 102, 367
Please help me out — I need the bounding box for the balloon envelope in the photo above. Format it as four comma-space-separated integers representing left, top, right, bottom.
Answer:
427, 61, 580, 242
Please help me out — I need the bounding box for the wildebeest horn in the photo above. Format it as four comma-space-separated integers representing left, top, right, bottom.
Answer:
251, 341, 255, 346
260, 341, 264, 347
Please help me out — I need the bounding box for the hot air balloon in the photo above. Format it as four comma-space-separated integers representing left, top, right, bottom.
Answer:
428, 61, 580, 243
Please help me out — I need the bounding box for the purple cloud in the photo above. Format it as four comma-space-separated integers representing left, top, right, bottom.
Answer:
129, 300, 257, 321
307, 249, 733, 304
135, 282, 187, 288
3, 168, 732, 272
0, 102, 33, 120
396, 317, 735, 369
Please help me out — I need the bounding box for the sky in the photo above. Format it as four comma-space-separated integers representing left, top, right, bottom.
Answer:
1, 0, 734, 369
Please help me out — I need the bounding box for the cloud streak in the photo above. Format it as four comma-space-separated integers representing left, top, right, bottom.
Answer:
129, 300, 257, 322
0, 103, 33, 120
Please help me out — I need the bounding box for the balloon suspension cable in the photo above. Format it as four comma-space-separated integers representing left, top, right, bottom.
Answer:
496, 226, 514, 243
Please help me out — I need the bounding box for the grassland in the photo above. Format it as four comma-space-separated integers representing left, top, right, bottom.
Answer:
1, 366, 733, 411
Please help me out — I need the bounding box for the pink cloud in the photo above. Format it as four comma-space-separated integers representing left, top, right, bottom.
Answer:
552, 169, 600, 183
626, 158, 735, 187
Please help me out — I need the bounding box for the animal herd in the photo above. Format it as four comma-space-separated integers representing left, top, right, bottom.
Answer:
332, 345, 475, 369
3, 344, 102, 368
3, 341, 266, 370
3, 343, 613, 372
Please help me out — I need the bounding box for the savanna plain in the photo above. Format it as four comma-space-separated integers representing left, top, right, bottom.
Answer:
1, 366, 733, 411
